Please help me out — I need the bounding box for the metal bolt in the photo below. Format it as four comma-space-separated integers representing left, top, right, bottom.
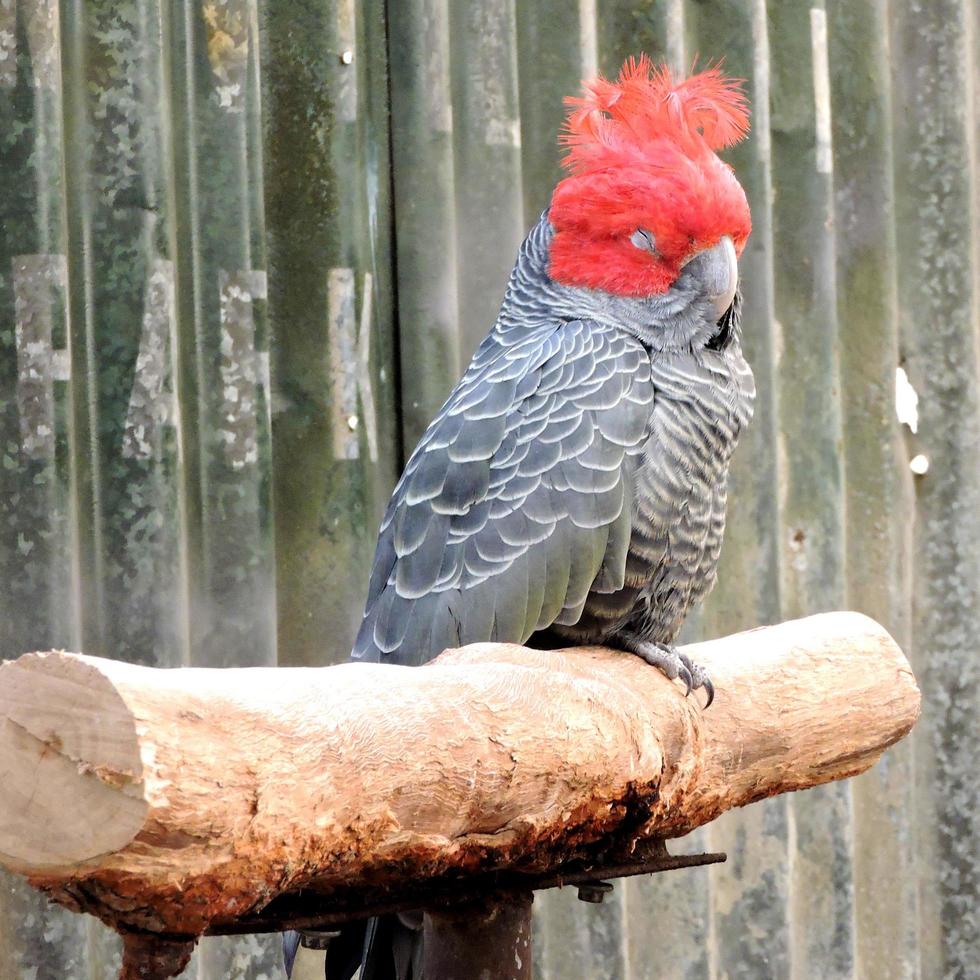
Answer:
909, 454, 929, 475
577, 880, 614, 904
347, 414, 359, 431
340, 49, 354, 65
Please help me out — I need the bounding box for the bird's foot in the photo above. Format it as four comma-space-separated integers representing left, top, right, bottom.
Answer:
623, 640, 714, 708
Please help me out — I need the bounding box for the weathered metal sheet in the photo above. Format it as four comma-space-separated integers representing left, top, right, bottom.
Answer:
767, 3, 855, 975
890, 1, 980, 975
1, 1, 978, 978
688, 0, 794, 975
263, 0, 400, 677
0, 0, 106, 974
828, 2, 919, 976
386, 0, 461, 450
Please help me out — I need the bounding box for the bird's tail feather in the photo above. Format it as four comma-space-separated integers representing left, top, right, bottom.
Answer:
283, 930, 301, 977
358, 914, 423, 980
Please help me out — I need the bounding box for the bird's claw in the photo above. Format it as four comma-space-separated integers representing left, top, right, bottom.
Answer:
677, 661, 693, 696
701, 675, 715, 709
625, 640, 715, 708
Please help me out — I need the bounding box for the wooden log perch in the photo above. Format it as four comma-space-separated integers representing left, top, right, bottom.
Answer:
0, 612, 918, 961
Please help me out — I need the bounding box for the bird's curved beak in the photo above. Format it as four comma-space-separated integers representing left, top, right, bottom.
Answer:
682, 236, 738, 320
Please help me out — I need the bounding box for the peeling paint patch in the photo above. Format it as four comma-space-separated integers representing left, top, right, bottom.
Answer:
219, 270, 267, 470
0, 0, 16, 89
122, 260, 176, 461
23, 0, 60, 90
327, 268, 378, 462
895, 367, 920, 433
203, 0, 250, 113
13, 254, 69, 460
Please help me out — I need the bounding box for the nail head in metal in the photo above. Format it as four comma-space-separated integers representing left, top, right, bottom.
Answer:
299, 930, 341, 950
577, 880, 614, 904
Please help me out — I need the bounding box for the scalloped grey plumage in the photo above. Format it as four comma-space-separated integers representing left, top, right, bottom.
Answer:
352, 213, 754, 667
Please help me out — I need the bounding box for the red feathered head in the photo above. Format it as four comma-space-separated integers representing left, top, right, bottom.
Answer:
549, 56, 752, 297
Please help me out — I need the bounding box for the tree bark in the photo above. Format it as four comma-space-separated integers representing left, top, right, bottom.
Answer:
0, 612, 918, 944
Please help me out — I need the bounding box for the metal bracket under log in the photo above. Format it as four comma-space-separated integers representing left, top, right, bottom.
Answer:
118, 842, 725, 980
274, 840, 725, 980
213, 838, 726, 937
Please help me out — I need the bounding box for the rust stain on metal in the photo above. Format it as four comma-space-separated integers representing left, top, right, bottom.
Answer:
202, 0, 250, 112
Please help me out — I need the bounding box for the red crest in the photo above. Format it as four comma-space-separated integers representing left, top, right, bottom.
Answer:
549, 56, 752, 297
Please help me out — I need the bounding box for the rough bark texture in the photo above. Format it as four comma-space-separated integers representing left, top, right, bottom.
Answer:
118, 934, 194, 980
0, 612, 918, 944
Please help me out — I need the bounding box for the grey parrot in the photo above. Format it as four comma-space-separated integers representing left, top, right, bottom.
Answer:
285, 56, 755, 980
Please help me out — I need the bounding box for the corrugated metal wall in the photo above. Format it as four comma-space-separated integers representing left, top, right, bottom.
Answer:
0, 1, 976, 977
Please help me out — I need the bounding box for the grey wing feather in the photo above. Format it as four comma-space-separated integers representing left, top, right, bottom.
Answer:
352, 320, 653, 666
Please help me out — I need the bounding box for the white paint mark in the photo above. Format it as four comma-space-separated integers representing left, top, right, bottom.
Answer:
123, 260, 177, 460
218, 270, 267, 470
910, 454, 929, 475
336, 0, 358, 122
810, 7, 833, 174
13, 254, 69, 459
50, 350, 71, 381
216, 83, 242, 109
327, 268, 379, 462
895, 367, 920, 433
579, 0, 597, 78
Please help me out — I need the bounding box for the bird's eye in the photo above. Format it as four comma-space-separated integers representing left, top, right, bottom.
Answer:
630, 229, 659, 255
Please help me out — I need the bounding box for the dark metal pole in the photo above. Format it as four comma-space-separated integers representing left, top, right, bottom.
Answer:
423, 893, 533, 980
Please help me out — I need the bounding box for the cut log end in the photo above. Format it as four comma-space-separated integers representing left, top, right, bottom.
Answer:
0, 652, 147, 869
